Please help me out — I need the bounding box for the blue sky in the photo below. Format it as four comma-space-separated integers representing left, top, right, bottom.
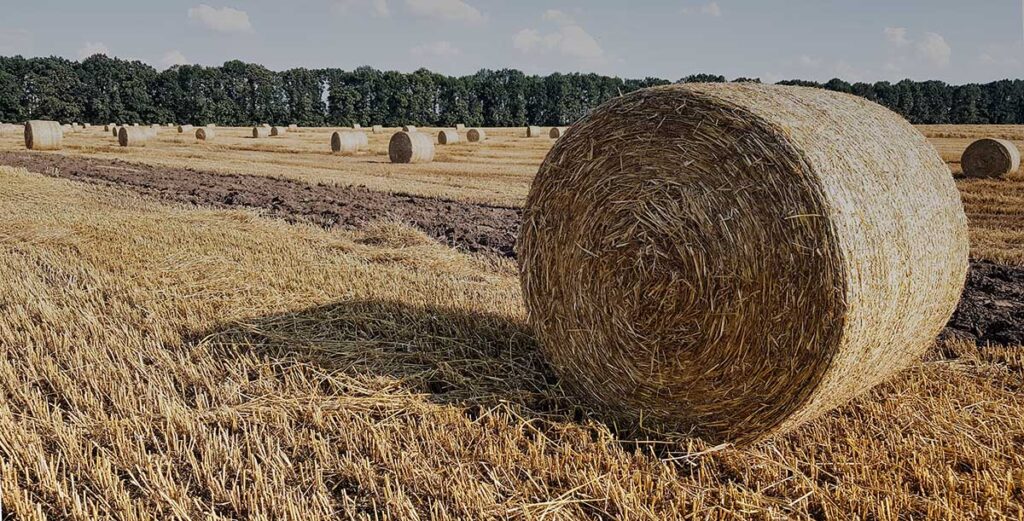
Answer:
0, 0, 1022, 83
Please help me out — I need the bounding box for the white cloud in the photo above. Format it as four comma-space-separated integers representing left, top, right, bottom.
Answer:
682, 2, 722, 17
513, 24, 604, 61
0, 28, 32, 55
542, 9, 575, 25
798, 55, 821, 67
187, 5, 253, 33
884, 27, 909, 47
916, 32, 951, 68
404, 0, 485, 24
333, 0, 390, 17
77, 41, 110, 59
883, 28, 951, 71
411, 40, 461, 57
160, 50, 190, 68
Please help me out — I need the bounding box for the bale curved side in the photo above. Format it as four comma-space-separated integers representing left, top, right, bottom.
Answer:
437, 130, 460, 145
389, 131, 435, 164
24, 120, 63, 150
961, 138, 1021, 178
517, 83, 969, 444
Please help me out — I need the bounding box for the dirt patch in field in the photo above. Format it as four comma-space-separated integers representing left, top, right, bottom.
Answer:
2, 151, 1022, 347
0, 151, 521, 257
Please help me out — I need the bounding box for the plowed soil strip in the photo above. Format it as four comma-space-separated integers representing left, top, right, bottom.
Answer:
0, 151, 521, 257
1, 151, 1020, 347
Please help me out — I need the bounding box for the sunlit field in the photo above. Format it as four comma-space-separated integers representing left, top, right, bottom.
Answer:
0, 124, 1021, 519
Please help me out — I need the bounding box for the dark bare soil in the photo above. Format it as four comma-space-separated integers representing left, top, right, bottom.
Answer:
0, 151, 520, 257
1, 151, 1021, 347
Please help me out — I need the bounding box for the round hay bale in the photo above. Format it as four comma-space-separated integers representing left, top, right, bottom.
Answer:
961, 138, 1021, 178
252, 126, 270, 138
132, 123, 139, 127
111, 126, 121, 137
117, 126, 150, 147
401, 125, 417, 132
466, 128, 486, 142
549, 126, 568, 138
517, 83, 969, 444
24, 120, 63, 150
455, 123, 466, 131
437, 129, 460, 145
353, 123, 362, 129
103, 124, 115, 132
206, 123, 216, 128
389, 131, 434, 164
331, 131, 368, 155
178, 124, 194, 134
261, 123, 271, 128
372, 125, 384, 134
61, 124, 74, 134
83, 123, 91, 128
288, 124, 298, 130
195, 127, 215, 141
270, 126, 287, 137
526, 126, 542, 137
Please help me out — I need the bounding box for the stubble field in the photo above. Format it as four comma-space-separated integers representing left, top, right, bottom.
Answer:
0, 124, 1021, 519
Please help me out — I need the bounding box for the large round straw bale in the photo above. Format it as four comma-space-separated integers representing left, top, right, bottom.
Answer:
288, 124, 298, 130
261, 123, 271, 128
402, 125, 417, 132
178, 124, 194, 134
526, 126, 542, 137
372, 125, 384, 134
24, 120, 63, 150
195, 127, 215, 141
331, 131, 368, 155
111, 126, 121, 137
103, 124, 114, 132
389, 131, 434, 164
961, 138, 1021, 178
466, 128, 486, 142
83, 123, 91, 128
252, 126, 270, 138
117, 126, 150, 147
132, 123, 139, 127
518, 83, 969, 444
437, 129, 460, 145
353, 123, 362, 129
455, 123, 466, 131
549, 126, 568, 138
206, 123, 216, 128
271, 126, 287, 136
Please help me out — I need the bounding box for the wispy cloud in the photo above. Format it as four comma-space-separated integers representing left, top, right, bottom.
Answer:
187, 5, 253, 33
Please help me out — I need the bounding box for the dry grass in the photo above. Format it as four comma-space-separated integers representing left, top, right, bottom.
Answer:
0, 165, 1021, 519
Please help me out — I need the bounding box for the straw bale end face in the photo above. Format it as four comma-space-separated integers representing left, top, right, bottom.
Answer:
961, 138, 1020, 178
518, 83, 969, 444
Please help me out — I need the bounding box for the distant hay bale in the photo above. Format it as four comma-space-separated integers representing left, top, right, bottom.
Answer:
389, 131, 434, 164
261, 123, 271, 128
195, 127, 215, 141
549, 127, 569, 138
961, 138, 1021, 178
24, 120, 63, 150
466, 128, 486, 142
206, 123, 216, 128
252, 126, 270, 138
117, 126, 150, 147
61, 124, 75, 134
288, 124, 298, 130
111, 126, 121, 137
271, 126, 287, 136
353, 123, 362, 129
518, 83, 970, 444
331, 131, 368, 155
372, 125, 384, 134
83, 123, 91, 128
455, 123, 466, 131
132, 123, 139, 127
437, 129, 460, 145
103, 124, 115, 132
150, 123, 160, 129
526, 126, 542, 137
0, 123, 19, 136
402, 125, 417, 132
178, 124, 194, 134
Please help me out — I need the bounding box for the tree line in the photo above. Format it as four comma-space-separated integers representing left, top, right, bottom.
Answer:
1, 54, 1022, 127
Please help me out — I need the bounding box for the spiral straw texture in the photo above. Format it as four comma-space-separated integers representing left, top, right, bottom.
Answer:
518, 83, 969, 444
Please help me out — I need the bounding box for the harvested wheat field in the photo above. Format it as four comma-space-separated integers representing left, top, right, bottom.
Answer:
0, 120, 1022, 520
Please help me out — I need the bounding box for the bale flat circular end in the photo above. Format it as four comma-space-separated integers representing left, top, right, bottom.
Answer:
388, 131, 435, 164
437, 130, 460, 145
24, 120, 63, 151
961, 138, 1021, 178
549, 127, 568, 139
466, 128, 486, 142
518, 83, 969, 444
